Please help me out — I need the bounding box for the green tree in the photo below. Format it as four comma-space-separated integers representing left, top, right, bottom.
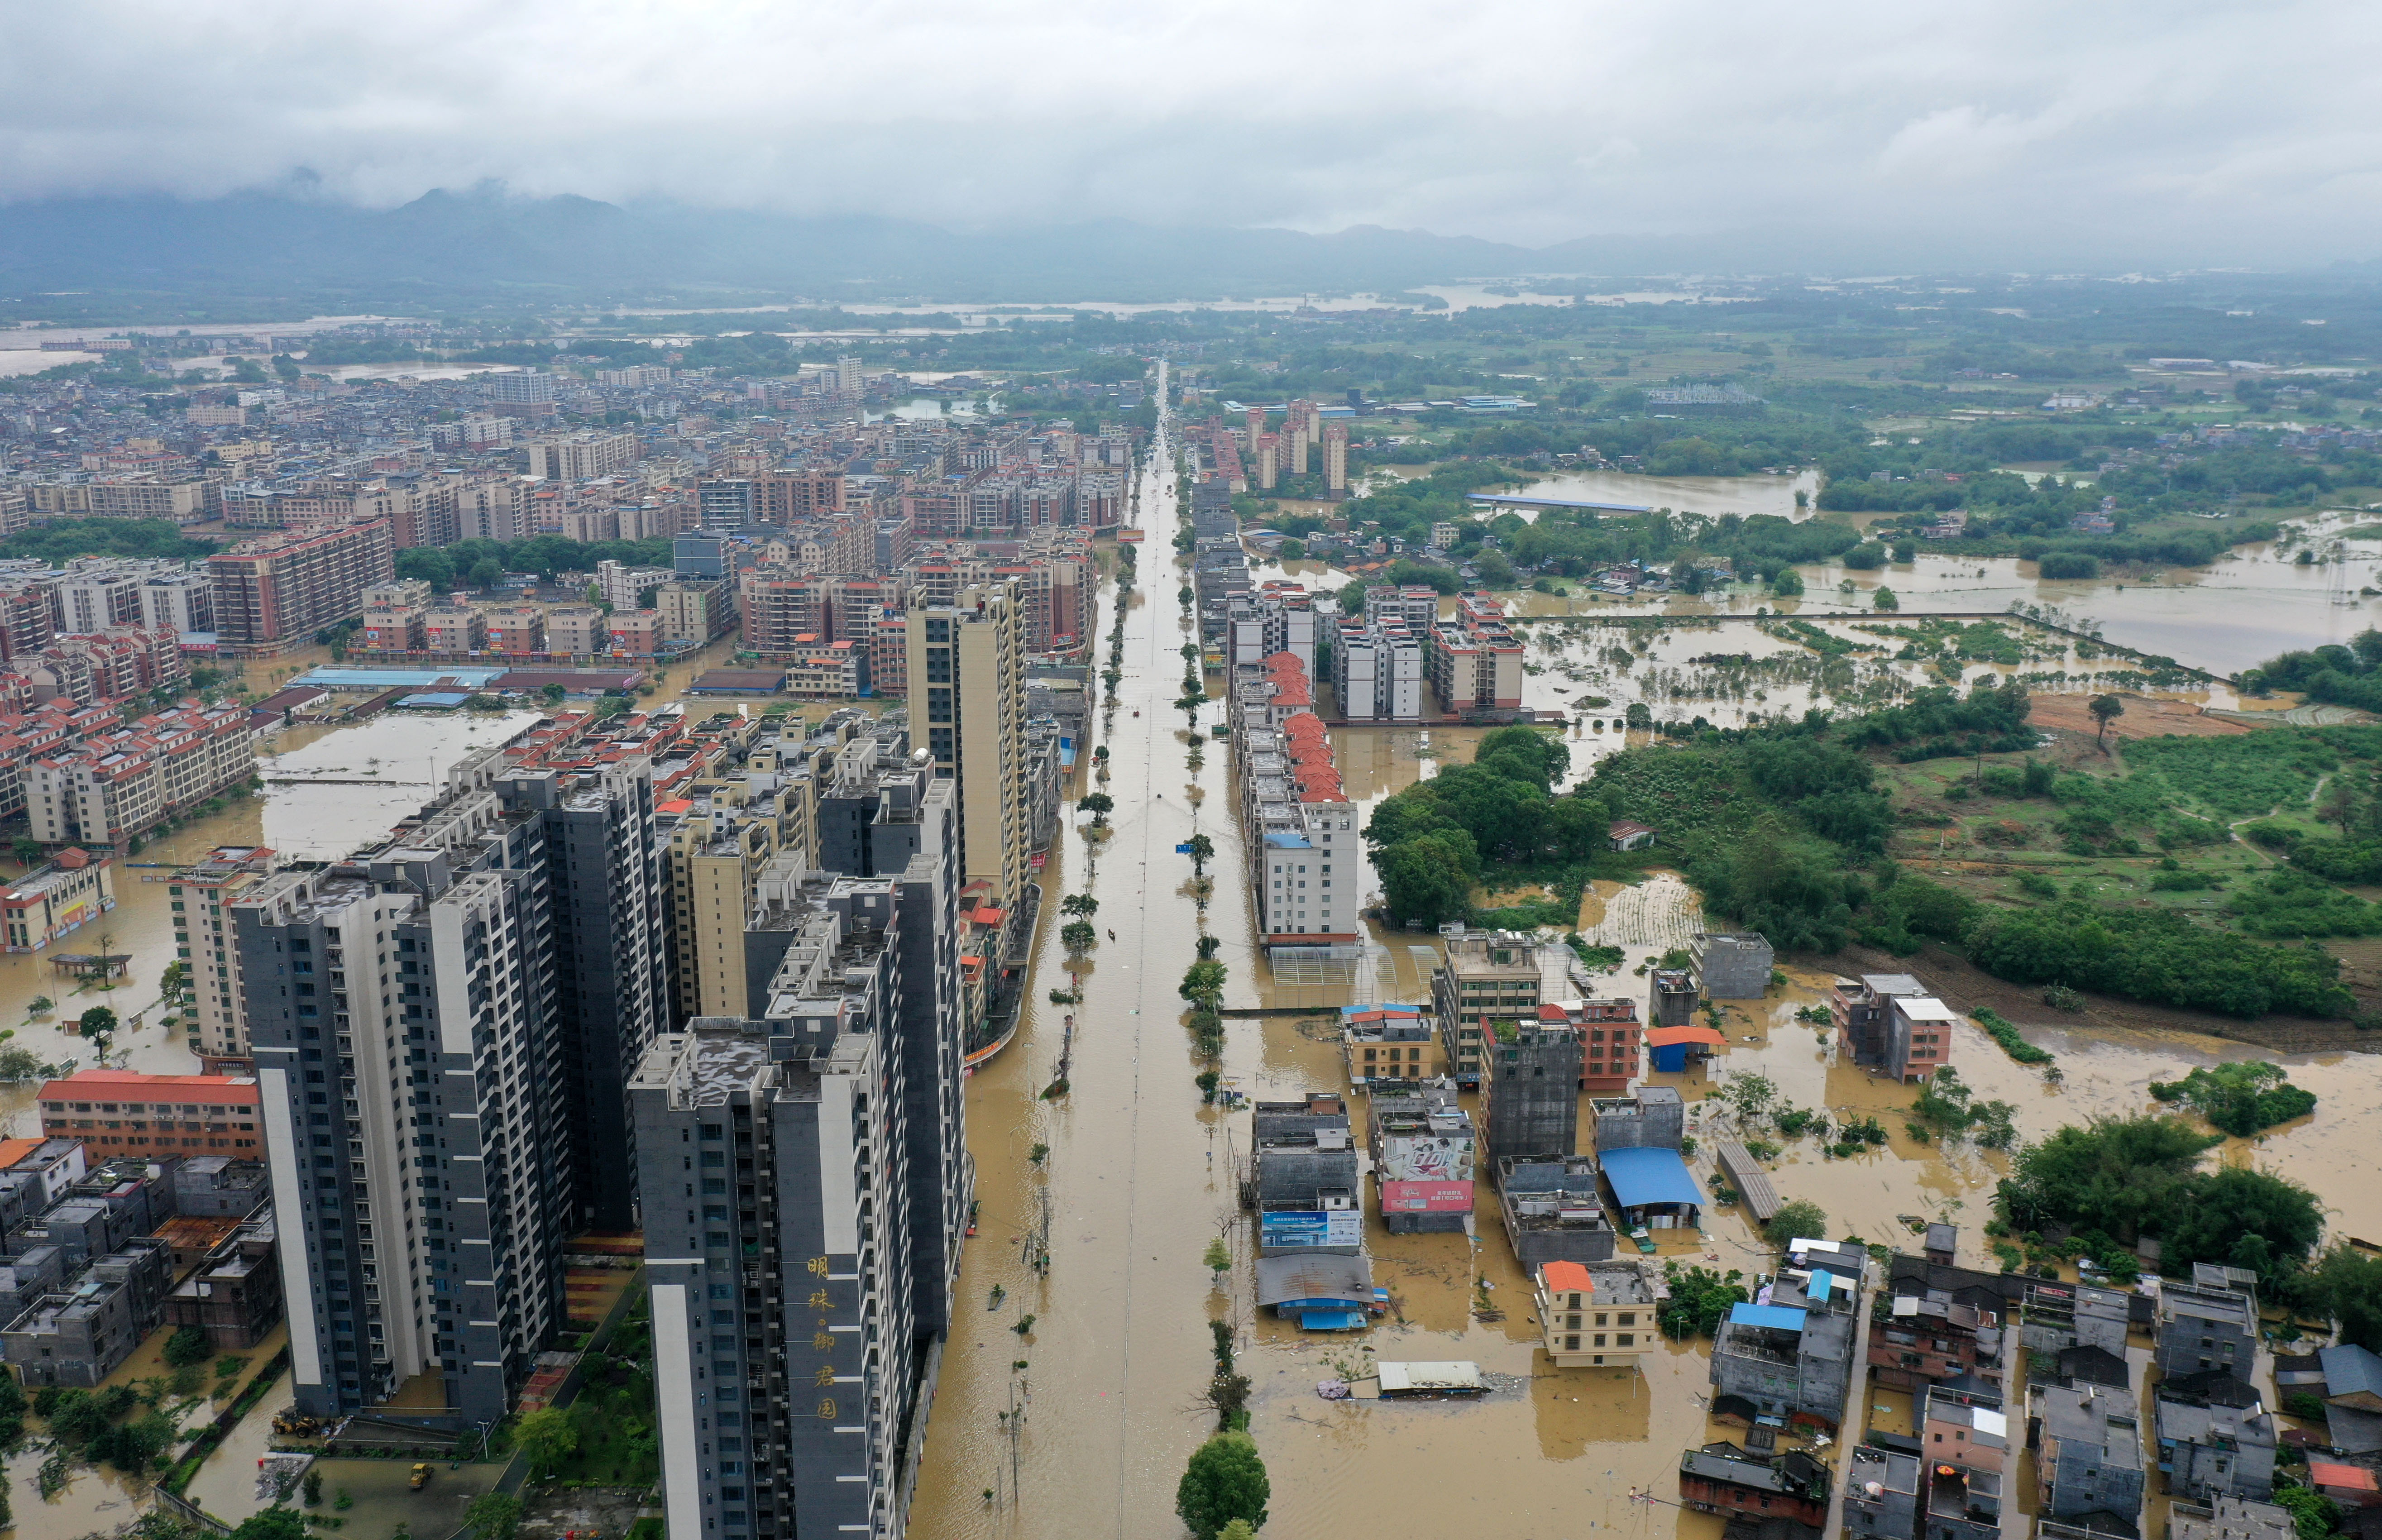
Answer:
1996, 1115, 2218, 1241
512, 1406, 579, 1478
1179, 960, 1228, 1010
1060, 921, 1098, 956
78, 1006, 117, 1052
1175, 1432, 1270, 1540
231, 1509, 309, 1540
2161, 1165, 2325, 1287
1060, 894, 1100, 917
468, 557, 505, 591
2300, 1246, 2382, 1354
163, 1325, 211, 1368
1873, 586, 1899, 612
463, 1493, 524, 1540
10, 835, 43, 866
1764, 1199, 1828, 1248
1185, 833, 1215, 876
1203, 1236, 1231, 1283
1375, 836, 1472, 925
2089, 693, 2124, 749
1079, 793, 1114, 828
2271, 1481, 2338, 1540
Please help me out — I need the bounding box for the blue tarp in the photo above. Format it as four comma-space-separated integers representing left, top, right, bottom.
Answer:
1728, 1302, 1810, 1332
1342, 1002, 1423, 1019
1808, 1269, 1835, 1304
1599, 1145, 1708, 1211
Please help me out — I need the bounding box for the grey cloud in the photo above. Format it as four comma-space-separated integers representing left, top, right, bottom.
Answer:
2, 0, 2379, 264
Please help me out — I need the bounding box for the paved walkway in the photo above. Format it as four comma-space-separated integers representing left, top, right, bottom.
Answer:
1819, 1265, 1877, 1540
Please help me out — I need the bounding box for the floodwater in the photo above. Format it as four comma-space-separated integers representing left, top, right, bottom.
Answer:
905, 377, 2382, 1538
1497, 468, 1822, 521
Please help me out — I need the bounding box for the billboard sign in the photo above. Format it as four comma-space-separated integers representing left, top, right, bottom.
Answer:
1381, 1180, 1473, 1214
1258, 1210, 1362, 1250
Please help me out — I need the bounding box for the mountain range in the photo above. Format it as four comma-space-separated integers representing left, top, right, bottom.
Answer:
0, 186, 1750, 313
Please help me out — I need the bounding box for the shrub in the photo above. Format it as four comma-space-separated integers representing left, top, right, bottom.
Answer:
1176, 1434, 1270, 1540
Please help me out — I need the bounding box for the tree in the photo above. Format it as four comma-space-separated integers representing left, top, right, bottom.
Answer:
2160, 1165, 2325, 1287
2271, 1481, 2339, 1540
1185, 833, 1215, 876
78, 1006, 117, 1052
1177, 585, 1195, 609
2300, 1245, 2382, 1354
1176, 1432, 1270, 1540
1996, 1115, 2219, 1241
541, 684, 567, 705
463, 1493, 523, 1540
1179, 960, 1228, 1009
511, 1406, 579, 1478
1764, 1200, 1828, 1247
163, 1325, 211, 1368
1220, 1523, 1259, 1540
1060, 894, 1100, 918
231, 1510, 309, 1540
1060, 921, 1098, 956
2089, 693, 2124, 750
1079, 793, 1114, 828
1202, 1236, 1231, 1283
1375, 837, 1472, 926
10, 835, 42, 866
467, 557, 505, 591
22, 997, 49, 1018
1873, 586, 1899, 612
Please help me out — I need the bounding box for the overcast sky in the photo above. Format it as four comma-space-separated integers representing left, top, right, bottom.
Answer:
5, 0, 2379, 264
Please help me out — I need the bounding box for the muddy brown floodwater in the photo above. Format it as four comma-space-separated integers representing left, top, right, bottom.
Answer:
905, 391, 2382, 1539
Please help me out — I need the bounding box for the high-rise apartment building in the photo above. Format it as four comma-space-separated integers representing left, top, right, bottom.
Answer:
905, 584, 1026, 952
488, 369, 557, 406
205, 519, 395, 650
633, 891, 912, 1540
234, 748, 665, 1421
169, 846, 278, 1067
521, 433, 642, 482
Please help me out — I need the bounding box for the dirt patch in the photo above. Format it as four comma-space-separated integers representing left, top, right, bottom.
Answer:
1815, 937, 2382, 1056
522, 1484, 655, 1540
2028, 693, 2248, 741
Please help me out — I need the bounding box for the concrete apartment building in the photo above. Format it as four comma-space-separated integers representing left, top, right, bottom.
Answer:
906, 583, 1027, 958
1832, 972, 1928, 1069
1, 849, 115, 953
1429, 594, 1526, 713
1887, 994, 1958, 1082
24, 701, 256, 847
1846, 1444, 1925, 1540
2158, 1281, 2259, 1376
1432, 928, 1543, 1088
1478, 1014, 1583, 1170
1536, 1258, 1663, 1368
631, 888, 957, 1540
2156, 1375, 2277, 1502
1, 1239, 171, 1387
35, 1070, 262, 1159
1690, 932, 1775, 999
1498, 1154, 1617, 1266
521, 431, 641, 481
2028, 1379, 2145, 1522
205, 517, 396, 652
1709, 1255, 1860, 1431
1368, 1079, 1473, 1234
163, 1208, 282, 1349
234, 745, 665, 1421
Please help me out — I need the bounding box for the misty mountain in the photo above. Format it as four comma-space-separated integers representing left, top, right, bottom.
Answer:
0, 187, 1629, 309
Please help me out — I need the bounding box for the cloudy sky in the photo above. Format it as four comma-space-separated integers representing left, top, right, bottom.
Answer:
5, 0, 2379, 264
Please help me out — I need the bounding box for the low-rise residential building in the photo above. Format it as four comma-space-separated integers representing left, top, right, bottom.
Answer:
1479, 1013, 1582, 1168
1846, 1444, 1924, 1540
162, 1207, 281, 1348
1369, 1079, 1474, 1235
23, 702, 256, 847
2022, 1277, 2133, 1357
1888, 994, 1958, 1082
1711, 1253, 1861, 1432
1833, 973, 1928, 1069
1546, 997, 1642, 1093
1343, 1004, 1443, 1086
1499, 1154, 1616, 1266
1679, 1443, 1830, 1528
2, 848, 115, 952
2156, 1373, 2276, 1502
2157, 1281, 2259, 1377
2028, 1379, 2146, 1521
1873, 1276, 2008, 1391
2170, 1498, 2296, 1540
35, 1070, 263, 1159
0, 1239, 171, 1387
1536, 1258, 1665, 1368
1692, 931, 1775, 999
1249, 1093, 1360, 1255
1433, 927, 1541, 1087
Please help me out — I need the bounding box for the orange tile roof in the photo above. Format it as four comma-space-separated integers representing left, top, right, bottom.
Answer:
1540, 1260, 1594, 1294
0, 1138, 43, 1168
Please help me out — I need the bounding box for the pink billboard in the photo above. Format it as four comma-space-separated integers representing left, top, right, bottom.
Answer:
1382, 1180, 1473, 1213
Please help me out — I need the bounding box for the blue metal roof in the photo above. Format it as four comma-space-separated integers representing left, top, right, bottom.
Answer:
2324, 1344, 2382, 1401
293, 666, 507, 689
1263, 831, 1313, 849
1342, 1002, 1423, 1018
1600, 1145, 1708, 1211
1729, 1302, 1810, 1333
1299, 1310, 1367, 1332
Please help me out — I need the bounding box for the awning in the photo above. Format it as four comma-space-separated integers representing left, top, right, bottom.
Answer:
1300, 1310, 1366, 1332
1646, 1025, 1728, 1048
1600, 1145, 1708, 1210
